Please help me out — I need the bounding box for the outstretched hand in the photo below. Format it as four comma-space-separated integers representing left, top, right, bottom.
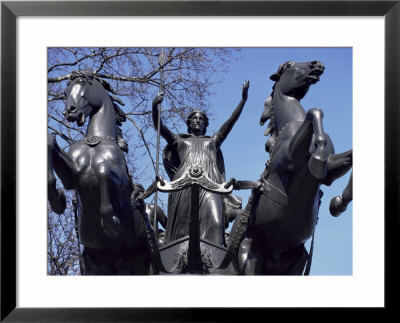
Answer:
153, 92, 164, 105
242, 81, 250, 100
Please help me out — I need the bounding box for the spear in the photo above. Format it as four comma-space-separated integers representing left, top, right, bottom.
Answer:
153, 48, 166, 236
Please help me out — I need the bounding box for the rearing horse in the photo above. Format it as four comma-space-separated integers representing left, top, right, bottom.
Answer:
48, 70, 151, 275
238, 61, 352, 275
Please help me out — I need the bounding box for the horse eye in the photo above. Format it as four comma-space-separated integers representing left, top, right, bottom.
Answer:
285, 61, 294, 70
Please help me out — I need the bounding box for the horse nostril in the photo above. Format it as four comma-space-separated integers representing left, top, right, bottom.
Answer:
310, 61, 325, 71
69, 106, 77, 113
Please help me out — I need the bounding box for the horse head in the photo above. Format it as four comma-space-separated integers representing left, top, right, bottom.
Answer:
260, 60, 326, 151
63, 70, 107, 126
270, 60, 325, 100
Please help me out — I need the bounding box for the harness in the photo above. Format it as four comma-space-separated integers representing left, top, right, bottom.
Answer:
80, 135, 116, 147
259, 178, 322, 210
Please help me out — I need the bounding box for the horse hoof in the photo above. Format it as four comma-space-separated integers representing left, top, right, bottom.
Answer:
101, 215, 121, 238
329, 196, 346, 217
49, 189, 67, 214
308, 154, 328, 179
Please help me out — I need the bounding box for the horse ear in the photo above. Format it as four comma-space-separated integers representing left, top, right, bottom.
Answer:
85, 68, 94, 77
270, 73, 279, 81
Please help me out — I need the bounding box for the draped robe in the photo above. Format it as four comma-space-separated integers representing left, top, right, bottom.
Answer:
163, 133, 241, 246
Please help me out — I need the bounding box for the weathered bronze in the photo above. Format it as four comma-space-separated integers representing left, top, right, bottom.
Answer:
237, 61, 352, 275
154, 166, 240, 274
48, 70, 153, 275
48, 62, 352, 276
151, 81, 249, 247
330, 170, 353, 217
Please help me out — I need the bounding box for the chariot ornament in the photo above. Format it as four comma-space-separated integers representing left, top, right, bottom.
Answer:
156, 165, 234, 195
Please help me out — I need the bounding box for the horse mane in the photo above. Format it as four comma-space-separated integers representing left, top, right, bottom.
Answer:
69, 70, 129, 153
261, 61, 295, 156
261, 93, 277, 155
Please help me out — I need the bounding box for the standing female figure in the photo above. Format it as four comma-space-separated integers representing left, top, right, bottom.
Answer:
152, 81, 249, 246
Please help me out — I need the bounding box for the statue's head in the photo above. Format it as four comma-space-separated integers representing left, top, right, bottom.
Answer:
186, 110, 209, 136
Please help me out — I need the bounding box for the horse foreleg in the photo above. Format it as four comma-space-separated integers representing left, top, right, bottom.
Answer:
323, 149, 352, 186
287, 119, 314, 170
50, 136, 77, 190
330, 171, 353, 217
95, 162, 121, 238
287, 109, 328, 179
48, 134, 66, 214
306, 108, 329, 179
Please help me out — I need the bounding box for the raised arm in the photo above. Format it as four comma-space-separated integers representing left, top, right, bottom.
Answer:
213, 81, 250, 147
152, 92, 176, 145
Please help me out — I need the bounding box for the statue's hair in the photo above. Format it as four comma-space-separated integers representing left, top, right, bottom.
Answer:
68, 70, 129, 153
186, 109, 209, 135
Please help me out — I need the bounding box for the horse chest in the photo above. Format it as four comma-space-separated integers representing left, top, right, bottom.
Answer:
69, 143, 122, 176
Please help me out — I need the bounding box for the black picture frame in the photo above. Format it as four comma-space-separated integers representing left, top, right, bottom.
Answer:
1, 1, 398, 321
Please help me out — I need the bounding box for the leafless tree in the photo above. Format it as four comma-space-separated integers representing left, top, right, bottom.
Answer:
47, 47, 239, 275
47, 191, 82, 275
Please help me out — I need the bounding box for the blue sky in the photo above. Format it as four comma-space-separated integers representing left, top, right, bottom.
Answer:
151, 48, 353, 275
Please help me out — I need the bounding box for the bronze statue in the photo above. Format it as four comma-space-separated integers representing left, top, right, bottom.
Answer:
152, 81, 249, 247
237, 61, 353, 275
47, 61, 353, 276
48, 70, 152, 275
